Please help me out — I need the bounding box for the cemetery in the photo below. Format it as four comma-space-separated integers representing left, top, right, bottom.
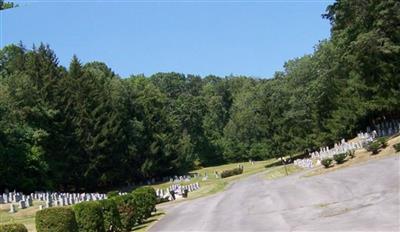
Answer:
2, 132, 398, 231
1, 0, 399, 231
1, 128, 398, 232
292, 120, 400, 170
0, 159, 277, 231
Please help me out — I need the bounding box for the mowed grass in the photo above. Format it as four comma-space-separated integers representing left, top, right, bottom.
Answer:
264, 164, 303, 180
150, 158, 279, 201
0, 201, 45, 232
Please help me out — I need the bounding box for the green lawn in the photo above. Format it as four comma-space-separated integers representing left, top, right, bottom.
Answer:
0, 201, 45, 232
264, 164, 303, 180
150, 158, 279, 200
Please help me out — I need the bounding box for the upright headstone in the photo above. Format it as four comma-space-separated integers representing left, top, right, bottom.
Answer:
45, 200, 51, 208
18, 200, 26, 209
9, 204, 16, 213
27, 197, 33, 207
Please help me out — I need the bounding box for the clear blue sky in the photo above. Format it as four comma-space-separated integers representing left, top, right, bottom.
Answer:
1, 0, 334, 78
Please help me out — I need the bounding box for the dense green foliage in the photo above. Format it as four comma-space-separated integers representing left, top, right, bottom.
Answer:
220, 167, 243, 178
333, 153, 347, 164
394, 143, 400, 152
110, 187, 157, 230
321, 158, 333, 168
376, 137, 388, 148
367, 141, 382, 154
1, 0, 399, 192
113, 195, 137, 231
0, 223, 28, 232
73, 201, 105, 232
106, 191, 119, 199
99, 199, 122, 232
35, 207, 78, 232
346, 150, 355, 159
131, 187, 157, 218
0, 1, 17, 10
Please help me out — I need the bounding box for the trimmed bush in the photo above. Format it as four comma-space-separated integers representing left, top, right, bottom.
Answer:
73, 201, 105, 232
135, 187, 157, 217
106, 191, 119, 199
333, 153, 347, 164
114, 194, 137, 231
99, 199, 122, 232
321, 158, 333, 168
0, 223, 28, 232
131, 187, 157, 222
394, 143, 400, 152
36, 207, 78, 232
220, 167, 243, 178
377, 137, 388, 148
346, 150, 355, 159
367, 141, 381, 154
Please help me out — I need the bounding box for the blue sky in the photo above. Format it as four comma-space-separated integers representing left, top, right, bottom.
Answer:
1, 0, 334, 78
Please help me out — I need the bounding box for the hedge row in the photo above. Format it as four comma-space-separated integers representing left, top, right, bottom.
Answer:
321, 151, 352, 168
220, 167, 243, 178
36, 207, 78, 232
0, 223, 28, 232
35, 186, 157, 232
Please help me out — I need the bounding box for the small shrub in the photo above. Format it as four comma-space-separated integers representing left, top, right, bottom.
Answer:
333, 153, 347, 164
114, 194, 137, 231
377, 137, 388, 148
106, 191, 119, 199
133, 187, 157, 218
367, 141, 381, 155
220, 167, 243, 178
36, 207, 78, 232
0, 223, 28, 232
131, 187, 157, 223
394, 143, 400, 152
99, 199, 122, 232
346, 150, 355, 159
73, 201, 105, 232
321, 158, 333, 168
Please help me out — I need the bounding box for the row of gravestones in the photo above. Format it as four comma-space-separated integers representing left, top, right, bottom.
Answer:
143, 173, 203, 186
294, 132, 375, 169
169, 175, 192, 183
156, 182, 200, 200
1, 191, 107, 213
168, 172, 228, 182
367, 120, 400, 137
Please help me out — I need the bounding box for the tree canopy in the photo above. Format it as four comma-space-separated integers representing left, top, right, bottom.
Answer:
0, 0, 17, 10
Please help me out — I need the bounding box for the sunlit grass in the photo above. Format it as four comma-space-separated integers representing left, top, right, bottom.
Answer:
0, 201, 45, 231
151, 158, 279, 200
264, 164, 303, 180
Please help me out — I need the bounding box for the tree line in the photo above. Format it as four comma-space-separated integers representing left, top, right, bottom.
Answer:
0, 0, 18, 10
0, 0, 399, 192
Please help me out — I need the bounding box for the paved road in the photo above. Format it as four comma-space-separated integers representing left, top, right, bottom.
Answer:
150, 156, 400, 231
